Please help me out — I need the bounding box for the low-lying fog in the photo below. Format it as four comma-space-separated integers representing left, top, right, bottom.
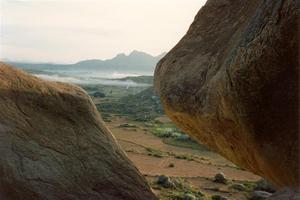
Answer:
33, 69, 152, 87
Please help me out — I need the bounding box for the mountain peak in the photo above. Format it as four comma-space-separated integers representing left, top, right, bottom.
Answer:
115, 53, 127, 58
130, 50, 141, 54
9, 50, 167, 72
129, 50, 151, 57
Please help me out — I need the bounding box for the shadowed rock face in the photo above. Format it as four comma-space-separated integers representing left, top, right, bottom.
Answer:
0, 63, 157, 200
154, 0, 299, 188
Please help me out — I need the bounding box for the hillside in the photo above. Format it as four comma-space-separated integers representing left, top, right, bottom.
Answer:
116, 75, 153, 84
98, 86, 163, 122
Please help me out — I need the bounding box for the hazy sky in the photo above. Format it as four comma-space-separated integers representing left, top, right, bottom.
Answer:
0, 0, 206, 63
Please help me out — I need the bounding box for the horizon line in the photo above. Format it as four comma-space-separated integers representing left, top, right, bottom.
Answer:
1, 50, 167, 65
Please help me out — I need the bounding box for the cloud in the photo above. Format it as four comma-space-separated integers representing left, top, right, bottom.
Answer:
1, 0, 206, 63
3, 0, 99, 2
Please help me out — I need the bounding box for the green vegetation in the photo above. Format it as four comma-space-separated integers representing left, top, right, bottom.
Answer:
82, 81, 258, 200
146, 147, 165, 158
151, 125, 182, 138
174, 154, 195, 161
92, 91, 106, 98
87, 83, 209, 154
238, 181, 257, 191
82, 84, 146, 99
119, 123, 137, 128
116, 76, 153, 84
163, 139, 209, 151
101, 113, 112, 122
144, 146, 199, 162
97, 86, 164, 121
149, 123, 210, 151
88, 84, 209, 152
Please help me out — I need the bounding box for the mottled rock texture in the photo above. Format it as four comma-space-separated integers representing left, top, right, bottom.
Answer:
267, 188, 300, 200
155, 0, 299, 188
0, 63, 157, 200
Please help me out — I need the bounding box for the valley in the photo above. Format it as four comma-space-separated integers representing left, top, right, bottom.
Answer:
85, 80, 263, 200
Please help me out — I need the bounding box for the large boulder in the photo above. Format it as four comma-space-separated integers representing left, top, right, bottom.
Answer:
154, 0, 299, 188
0, 63, 157, 200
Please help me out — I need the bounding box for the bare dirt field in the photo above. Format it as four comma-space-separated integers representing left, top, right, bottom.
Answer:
106, 115, 261, 200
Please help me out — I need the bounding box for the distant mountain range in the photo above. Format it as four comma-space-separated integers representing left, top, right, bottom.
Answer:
7, 50, 166, 73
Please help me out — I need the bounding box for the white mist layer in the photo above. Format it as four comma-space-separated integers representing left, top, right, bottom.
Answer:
34, 73, 150, 87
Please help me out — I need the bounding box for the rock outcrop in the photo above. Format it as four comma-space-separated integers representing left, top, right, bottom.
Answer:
154, 0, 299, 188
0, 63, 157, 200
